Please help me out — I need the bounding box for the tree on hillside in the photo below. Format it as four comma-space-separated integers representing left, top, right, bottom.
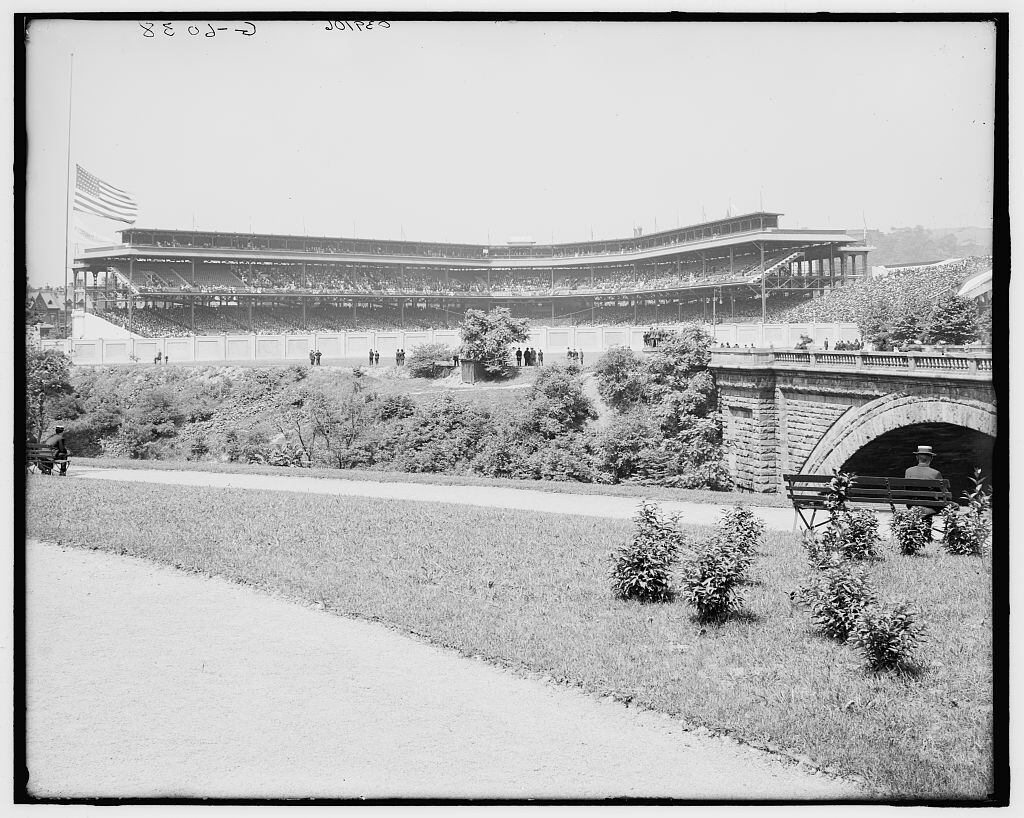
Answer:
458, 307, 530, 379
591, 346, 651, 412
524, 364, 597, 438
644, 323, 714, 399
26, 349, 74, 442
920, 295, 979, 345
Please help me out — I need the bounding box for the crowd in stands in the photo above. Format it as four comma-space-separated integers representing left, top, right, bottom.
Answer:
109, 252, 791, 299
769, 257, 991, 325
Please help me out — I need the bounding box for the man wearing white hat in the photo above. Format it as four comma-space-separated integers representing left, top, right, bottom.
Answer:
905, 445, 943, 531
905, 445, 942, 481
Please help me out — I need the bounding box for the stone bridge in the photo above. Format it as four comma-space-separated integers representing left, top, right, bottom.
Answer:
709, 349, 996, 495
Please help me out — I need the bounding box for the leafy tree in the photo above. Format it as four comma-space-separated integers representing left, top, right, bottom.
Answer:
920, 295, 979, 345
888, 313, 921, 347
524, 364, 596, 438
591, 346, 650, 412
458, 307, 530, 379
406, 342, 456, 379
645, 324, 713, 400
26, 349, 74, 442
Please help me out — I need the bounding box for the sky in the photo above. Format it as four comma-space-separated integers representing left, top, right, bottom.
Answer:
23, 17, 996, 287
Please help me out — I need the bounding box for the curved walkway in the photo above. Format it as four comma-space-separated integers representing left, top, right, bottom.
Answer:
26, 540, 863, 799
72, 466, 798, 530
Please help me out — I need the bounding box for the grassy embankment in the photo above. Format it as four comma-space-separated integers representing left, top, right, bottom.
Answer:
27, 477, 992, 799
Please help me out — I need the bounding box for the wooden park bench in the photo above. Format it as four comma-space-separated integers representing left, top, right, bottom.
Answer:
26, 442, 70, 475
783, 473, 952, 531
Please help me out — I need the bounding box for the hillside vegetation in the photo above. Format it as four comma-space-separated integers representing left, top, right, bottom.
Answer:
36, 325, 732, 491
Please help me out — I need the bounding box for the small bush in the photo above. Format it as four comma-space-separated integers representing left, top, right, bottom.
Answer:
961, 467, 992, 514
717, 506, 765, 556
940, 504, 989, 556
803, 529, 844, 571
610, 501, 687, 603
890, 508, 932, 555
794, 564, 877, 640
679, 536, 746, 619
849, 601, 925, 672
830, 509, 883, 561
406, 343, 456, 379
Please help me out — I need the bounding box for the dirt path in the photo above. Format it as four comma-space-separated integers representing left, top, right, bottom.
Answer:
73, 466, 799, 531
26, 540, 863, 799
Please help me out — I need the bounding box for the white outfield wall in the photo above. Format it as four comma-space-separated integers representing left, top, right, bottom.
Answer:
41, 322, 861, 365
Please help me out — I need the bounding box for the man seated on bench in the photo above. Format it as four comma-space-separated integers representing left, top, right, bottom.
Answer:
905, 444, 942, 536
40, 425, 69, 476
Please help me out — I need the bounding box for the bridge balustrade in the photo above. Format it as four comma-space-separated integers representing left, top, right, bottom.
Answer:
710, 348, 991, 377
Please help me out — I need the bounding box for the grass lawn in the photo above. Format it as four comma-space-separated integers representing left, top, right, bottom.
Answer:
26, 477, 992, 800
68, 456, 790, 507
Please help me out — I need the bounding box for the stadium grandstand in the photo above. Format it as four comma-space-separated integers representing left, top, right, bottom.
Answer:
71, 212, 871, 337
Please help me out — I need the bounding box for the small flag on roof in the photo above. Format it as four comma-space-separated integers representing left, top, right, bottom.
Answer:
73, 164, 138, 224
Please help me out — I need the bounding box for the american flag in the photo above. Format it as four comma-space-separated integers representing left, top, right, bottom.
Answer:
73, 165, 138, 223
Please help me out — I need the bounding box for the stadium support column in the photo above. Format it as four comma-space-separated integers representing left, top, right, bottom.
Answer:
129, 258, 134, 333
302, 298, 306, 325
729, 246, 734, 275
760, 242, 766, 323
248, 299, 253, 332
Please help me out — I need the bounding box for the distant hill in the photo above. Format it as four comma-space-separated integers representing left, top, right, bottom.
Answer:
845, 225, 992, 269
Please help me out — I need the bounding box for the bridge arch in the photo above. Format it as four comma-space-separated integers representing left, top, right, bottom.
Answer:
801, 394, 997, 477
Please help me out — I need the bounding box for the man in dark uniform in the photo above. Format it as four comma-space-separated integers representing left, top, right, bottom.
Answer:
309, 350, 316, 366
314, 350, 322, 366
369, 349, 374, 366
905, 445, 943, 536
515, 348, 522, 367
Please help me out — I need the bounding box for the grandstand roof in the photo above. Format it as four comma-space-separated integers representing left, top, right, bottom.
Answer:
957, 268, 992, 300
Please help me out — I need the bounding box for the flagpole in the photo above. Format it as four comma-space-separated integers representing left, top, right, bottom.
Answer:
63, 52, 74, 336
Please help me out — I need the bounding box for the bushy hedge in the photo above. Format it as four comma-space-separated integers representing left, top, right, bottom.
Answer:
406, 343, 456, 379
610, 501, 688, 603
890, 508, 933, 555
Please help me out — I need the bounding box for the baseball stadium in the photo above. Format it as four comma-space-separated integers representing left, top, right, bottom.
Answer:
69, 211, 871, 338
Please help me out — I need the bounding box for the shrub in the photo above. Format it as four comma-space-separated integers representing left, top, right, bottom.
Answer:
592, 346, 651, 411
610, 501, 687, 603
890, 508, 932, 555
406, 343, 456, 379
849, 602, 925, 672
940, 504, 989, 556
525, 364, 597, 437
830, 509, 883, 561
803, 529, 844, 571
804, 508, 881, 568
679, 536, 746, 619
717, 506, 765, 556
378, 394, 493, 473
961, 467, 992, 514
794, 564, 877, 640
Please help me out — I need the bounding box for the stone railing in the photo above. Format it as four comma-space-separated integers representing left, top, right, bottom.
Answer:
710, 348, 992, 377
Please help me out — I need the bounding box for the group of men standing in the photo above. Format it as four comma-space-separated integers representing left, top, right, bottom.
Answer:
566, 348, 585, 365
367, 349, 381, 366
308, 350, 322, 365
515, 347, 543, 367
